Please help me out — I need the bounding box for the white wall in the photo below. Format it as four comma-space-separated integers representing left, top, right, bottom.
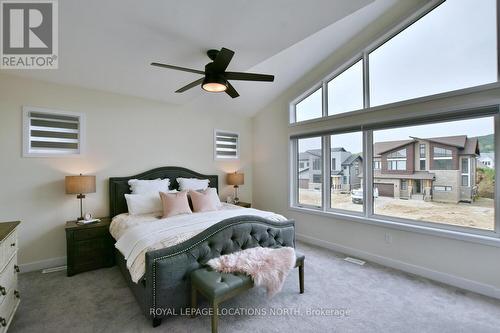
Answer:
252, 1, 500, 297
0, 74, 253, 267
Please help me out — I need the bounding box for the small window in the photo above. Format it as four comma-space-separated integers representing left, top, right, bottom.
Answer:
401, 180, 408, 190
461, 175, 469, 187
214, 130, 239, 159
373, 161, 381, 170
419, 144, 426, 157
313, 174, 322, 183
420, 159, 426, 170
461, 158, 469, 173
327, 60, 364, 116
295, 88, 322, 122
331, 158, 336, 170
313, 159, 321, 170
434, 185, 452, 192
433, 147, 452, 158
23, 107, 84, 157
387, 149, 407, 158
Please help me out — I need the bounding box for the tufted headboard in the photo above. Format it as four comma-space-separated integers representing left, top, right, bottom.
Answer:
109, 166, 218, 217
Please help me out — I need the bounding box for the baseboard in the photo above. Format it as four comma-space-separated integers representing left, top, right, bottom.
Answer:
296, 233, 500, 300
19, 256, 67, 273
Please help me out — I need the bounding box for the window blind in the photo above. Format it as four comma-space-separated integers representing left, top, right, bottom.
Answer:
26, 110, 81, 155
214, 131, 239, 159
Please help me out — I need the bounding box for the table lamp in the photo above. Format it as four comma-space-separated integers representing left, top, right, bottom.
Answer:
65, 174, 96, 221
226, 172, 244, 204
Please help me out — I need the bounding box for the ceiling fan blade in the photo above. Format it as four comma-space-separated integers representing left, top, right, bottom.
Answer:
151, 62, 205, 75
224, 71, 274, 82
212, 48, 234, 73
175, 78, 204, 93
225, 82, 240, 98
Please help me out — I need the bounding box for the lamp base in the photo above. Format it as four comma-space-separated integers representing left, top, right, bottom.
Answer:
234, 197, 240, 204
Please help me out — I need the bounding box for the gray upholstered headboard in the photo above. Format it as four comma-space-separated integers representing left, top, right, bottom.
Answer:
109, 166, 219, 217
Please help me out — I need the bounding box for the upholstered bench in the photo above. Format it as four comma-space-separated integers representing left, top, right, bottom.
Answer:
191, 251, 305, 333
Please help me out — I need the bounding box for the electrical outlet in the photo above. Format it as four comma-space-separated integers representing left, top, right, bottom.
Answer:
384, 233, 393, 244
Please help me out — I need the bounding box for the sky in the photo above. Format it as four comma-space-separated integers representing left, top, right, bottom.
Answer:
298, 0, 497, 153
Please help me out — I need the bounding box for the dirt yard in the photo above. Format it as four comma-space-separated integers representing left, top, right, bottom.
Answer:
299, 189, 494, 230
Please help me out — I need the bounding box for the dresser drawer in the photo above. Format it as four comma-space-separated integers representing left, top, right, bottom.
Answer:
0, 284, 19, 333
73, 227, 107, 241
0, 255, 18, 306
3, 231, 17, 265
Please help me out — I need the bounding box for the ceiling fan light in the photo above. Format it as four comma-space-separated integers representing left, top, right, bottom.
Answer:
202, 76, 228, 92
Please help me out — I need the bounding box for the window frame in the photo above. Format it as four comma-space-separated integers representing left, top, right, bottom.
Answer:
214, 129, 240, 160
289, 110, 500, 245
288, 0, 500, 246
22, 106, 85, 158
289, 0, 500, 125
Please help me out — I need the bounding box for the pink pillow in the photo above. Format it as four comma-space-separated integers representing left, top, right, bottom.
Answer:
189, 188, 221, 212
159, 191, 192, 218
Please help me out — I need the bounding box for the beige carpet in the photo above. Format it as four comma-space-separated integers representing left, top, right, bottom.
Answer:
10, 242, 500, 333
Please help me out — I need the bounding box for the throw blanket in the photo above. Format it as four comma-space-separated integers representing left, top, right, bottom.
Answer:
207, 247, 296, 297
112, 206, 287, 283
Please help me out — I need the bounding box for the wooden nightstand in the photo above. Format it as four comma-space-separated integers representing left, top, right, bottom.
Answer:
235, 201, 251, 208
65, 217, 115, 276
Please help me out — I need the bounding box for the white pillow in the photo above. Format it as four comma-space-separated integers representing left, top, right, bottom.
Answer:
125, 190, 177, 215
176, 178, 209, 191
205, 187, 222, 209
125, 193, 162, 215
128, 178, 170, 194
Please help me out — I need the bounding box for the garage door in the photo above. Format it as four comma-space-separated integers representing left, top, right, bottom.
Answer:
374, 183, 394, 197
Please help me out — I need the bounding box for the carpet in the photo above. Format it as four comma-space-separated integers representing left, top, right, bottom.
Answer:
10, 242, 500, 333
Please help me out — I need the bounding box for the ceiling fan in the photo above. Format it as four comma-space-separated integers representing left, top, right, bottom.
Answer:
151, 47, 274, 98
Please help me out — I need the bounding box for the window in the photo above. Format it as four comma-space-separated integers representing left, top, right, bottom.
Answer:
331, 158, 336, 170
23, 107, 84, 157
313, 159, 321, 170
433, 147, 452, 158
327, 60, 364, 116
329, 132, 363, 213
299, 162, 305, 169
214, 130, 239, 159
369, 0, 497, 107
434, 186, 452, 192
419, 144, 426, 157
373, 160, 381, 170
388, 160, 406, 171
290, 0, 497, 123
387, 149, 407, 158
297, 137, 322, 207
373, 116, 495, 231
295, 88, 322, 122
461, 157, 470, 186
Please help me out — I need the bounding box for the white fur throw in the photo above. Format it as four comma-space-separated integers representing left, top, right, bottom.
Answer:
207, 247, 296, 297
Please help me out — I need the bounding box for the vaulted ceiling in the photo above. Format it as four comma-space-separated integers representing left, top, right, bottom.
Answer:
6, 0, 407, 115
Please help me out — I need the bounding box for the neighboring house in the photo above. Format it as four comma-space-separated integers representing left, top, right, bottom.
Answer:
299, 148, 363, 192
368, 135, 479, 203
478, 153, 495, 169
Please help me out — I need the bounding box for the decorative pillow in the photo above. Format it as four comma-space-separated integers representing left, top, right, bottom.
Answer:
159, 191, 192, 218
128, 178, 170, 194
189, 188, 222, 212
176, 178, 209, 191
125, 193, 162, 216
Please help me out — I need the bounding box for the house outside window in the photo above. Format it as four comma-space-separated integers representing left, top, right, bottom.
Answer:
461, 157, 470, 186
433, 147, 453, 170
419, 144, 426, 170
313, 159, 320, 170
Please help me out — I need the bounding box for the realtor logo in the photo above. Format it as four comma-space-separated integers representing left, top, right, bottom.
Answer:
1, 0, 58, 69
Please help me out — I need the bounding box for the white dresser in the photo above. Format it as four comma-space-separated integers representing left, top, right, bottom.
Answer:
0, 222, 20, 333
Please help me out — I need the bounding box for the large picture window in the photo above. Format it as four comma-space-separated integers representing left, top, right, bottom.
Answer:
290, 0, 497, 123
372, 116, 495, 231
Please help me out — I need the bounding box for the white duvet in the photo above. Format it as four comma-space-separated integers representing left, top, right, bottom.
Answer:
110, 204, 287, 283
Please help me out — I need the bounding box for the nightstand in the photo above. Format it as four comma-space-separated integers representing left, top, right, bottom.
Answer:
65, 217, 115, 276
235, 201, 251, 208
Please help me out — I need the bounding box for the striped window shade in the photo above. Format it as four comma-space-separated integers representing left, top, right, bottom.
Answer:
214, 130, 239, 159
23, 107, 84, 156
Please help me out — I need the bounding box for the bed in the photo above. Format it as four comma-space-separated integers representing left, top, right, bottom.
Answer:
109, 166, 296, 327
